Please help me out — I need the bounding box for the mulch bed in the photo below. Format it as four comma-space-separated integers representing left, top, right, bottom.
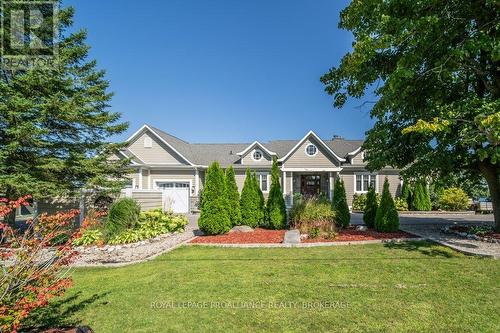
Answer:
190, 228, 286, 244
190, 227, 416, 244
302, 227, 415, 243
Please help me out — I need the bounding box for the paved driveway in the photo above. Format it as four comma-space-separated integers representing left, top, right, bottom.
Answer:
351, 213, 498, 258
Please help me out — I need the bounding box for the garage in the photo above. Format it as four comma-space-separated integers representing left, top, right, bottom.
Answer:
155, 181, 190, 213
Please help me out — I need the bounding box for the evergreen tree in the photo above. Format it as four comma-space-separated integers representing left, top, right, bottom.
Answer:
225, 166, 242, 226
253, 172, 266, 225
363, 186, 378, 228
413, 181, 432, 211
240, 169, 260, 228
332, 178, 350, 228
401, 180, 412, 210
198, 162, 231, 235
266, 158, 286, 229
375, 178, 400, 232
0, 2, 129, 225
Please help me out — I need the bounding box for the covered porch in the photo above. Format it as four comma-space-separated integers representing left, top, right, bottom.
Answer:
281, 168, 342, 207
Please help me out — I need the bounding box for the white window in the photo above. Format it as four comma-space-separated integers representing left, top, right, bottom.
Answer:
252, 149, 263, 161
156, 182, 190, 189
305, 144, 317, 156
257, 173, 269, 192
355, 174, 377, 192
144, 137, 152, 148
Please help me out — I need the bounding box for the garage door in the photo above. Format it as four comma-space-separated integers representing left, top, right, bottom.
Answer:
156, 182, 190, 213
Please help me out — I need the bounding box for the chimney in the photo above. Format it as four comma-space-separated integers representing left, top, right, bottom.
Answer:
332, 134, 343, 140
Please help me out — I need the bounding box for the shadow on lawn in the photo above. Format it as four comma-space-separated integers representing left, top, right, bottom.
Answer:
23, 291, 110, 331
384, 240, 455, 258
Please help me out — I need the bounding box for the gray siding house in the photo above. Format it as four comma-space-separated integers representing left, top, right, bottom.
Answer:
115, 125, 401, 213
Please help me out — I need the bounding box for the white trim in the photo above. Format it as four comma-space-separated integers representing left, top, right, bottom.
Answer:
281, 167, 343, 172
148, 170, 151, 190
251, 149, 264, 162
353, 172, 379, 193
256, 172, 270, 193
236, 141, 277, 157
125, 125, 195, 166
138, 168, 143, 190
143, 136, 153, 148
304, 143, 318, 157
153, 179, 193, 191
118, 150, 144, 165
195, 169, 200, 196
278, 130, 346, 163
347, 147, 362, 156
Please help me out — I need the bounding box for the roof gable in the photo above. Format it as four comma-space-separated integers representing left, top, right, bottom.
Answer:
278, 131, 346, 163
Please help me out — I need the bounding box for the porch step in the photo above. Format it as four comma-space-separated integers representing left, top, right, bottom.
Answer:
283, 230, 301, 244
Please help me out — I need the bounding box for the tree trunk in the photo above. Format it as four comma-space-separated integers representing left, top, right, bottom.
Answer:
479, 161, 500, 232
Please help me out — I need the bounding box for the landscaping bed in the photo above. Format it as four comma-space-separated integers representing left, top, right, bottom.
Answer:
302, 226, 416, 243
190, 228, 286, 244
441, 224, 500, 243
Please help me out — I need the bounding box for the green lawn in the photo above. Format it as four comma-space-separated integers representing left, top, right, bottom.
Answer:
28, 242, 499, 332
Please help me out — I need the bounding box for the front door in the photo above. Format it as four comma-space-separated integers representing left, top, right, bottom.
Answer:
301, 175, 321, 197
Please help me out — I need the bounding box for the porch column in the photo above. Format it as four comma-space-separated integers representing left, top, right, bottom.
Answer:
290, 172, 293, 205
329, 172, 334, 200
282, 171, 286, 194
138, 168, 143, 190
195, 168, 200, 196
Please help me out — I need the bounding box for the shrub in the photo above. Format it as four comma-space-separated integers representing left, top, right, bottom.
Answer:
72, 229, 103, 246
198, 162, 231, 235
290, 198, 336, 236
394, 198, 409, 211
240, 169, 261, 228
400, 180, 412, 209
352, 193, 367, 211
412, 180, 432, 211
438, 187, 469, 211
363, 186, 378, 228
332, 178, 350, 228
225, 166, 242, 226
375, 178, 400, 232
266, 158, 287, 229
105, 198, 141, 238
253, 172, 266, 225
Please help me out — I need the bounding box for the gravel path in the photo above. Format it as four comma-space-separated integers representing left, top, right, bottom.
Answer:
72, 214, 200, 267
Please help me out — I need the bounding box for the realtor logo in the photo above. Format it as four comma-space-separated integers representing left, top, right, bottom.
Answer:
1, 0, 58, 70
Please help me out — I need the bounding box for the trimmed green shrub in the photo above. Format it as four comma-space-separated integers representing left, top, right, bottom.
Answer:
72, 229, 103, 246
225, 166, 242, 226
375, 178, 400, 232
363, 186, 378, 228
332, 178, 350, 228
438, 187, 469, 211
240, 169, 261, 228
266, 158, 287, 229
401, 180, 412, 209
198, 162, 231, 235
290, 198, 336, 235
412, 180, 432, 211
105, 198, 141, 238
352, 193, 367, 211
253, 172, 266, 225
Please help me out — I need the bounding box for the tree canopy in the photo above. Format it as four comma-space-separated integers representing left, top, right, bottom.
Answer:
321, 0, 500, 229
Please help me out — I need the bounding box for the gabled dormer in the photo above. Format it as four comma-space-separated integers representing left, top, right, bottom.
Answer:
236, 141, 277, 166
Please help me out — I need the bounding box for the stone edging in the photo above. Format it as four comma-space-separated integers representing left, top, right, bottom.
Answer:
186, 237, 424, 248
440, 226, 500, 244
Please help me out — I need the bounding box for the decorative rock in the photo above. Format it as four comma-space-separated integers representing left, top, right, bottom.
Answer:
356, 225, 368, 231
283, 229, 301, 244
229, 225, 254, 233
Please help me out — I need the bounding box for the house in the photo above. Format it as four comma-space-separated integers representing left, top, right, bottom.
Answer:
114, 124, 401, 213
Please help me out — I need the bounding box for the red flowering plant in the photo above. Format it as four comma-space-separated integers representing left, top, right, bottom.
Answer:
0, 196, 79, 333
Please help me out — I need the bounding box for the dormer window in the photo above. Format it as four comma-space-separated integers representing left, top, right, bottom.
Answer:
305, 144, 317, 156
252, 149, 263, 161
144, 137, 152, 148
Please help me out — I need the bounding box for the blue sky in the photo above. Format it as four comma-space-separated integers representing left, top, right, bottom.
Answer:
66, 0, 375, 143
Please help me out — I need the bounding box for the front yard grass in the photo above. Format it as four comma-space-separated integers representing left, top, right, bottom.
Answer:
29, 241, 499, 332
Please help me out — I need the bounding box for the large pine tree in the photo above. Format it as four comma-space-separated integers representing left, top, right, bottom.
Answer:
0, 3, 129, 224
266, 158, 286, 229
225, 166, 242, 226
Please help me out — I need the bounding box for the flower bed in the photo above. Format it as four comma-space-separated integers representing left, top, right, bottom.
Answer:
302, 226, 415, 243
190, 228, 286, 244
